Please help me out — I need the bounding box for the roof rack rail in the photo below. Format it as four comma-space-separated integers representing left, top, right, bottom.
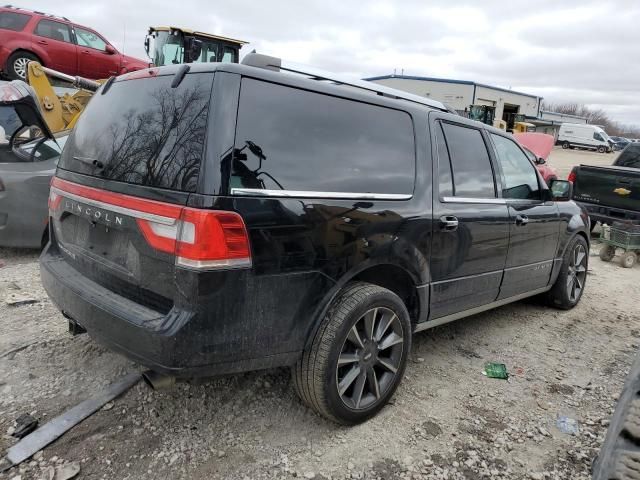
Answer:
241, 53, 447, 112
4, 4, 70, 21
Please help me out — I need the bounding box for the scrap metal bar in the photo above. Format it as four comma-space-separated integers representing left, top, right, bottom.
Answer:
3, 372, 141, 469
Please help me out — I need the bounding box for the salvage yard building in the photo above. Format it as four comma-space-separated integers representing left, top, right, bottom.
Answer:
365, 74, 542, 131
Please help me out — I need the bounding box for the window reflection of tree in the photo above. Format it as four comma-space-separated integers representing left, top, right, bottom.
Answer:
93, 84, 208, 191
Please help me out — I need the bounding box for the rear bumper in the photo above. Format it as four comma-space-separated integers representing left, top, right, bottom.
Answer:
40, 245, 310, 377
577, 201, 640, 224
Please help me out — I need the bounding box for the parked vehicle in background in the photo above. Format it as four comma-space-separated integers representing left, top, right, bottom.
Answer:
557, 123, 612, 153
40, 55, 589, 425
569, 143, 640, 228
0, 5, 148, 80
514, 132, 558, 184
609, 136, 632, 151
0, 81, 68, 248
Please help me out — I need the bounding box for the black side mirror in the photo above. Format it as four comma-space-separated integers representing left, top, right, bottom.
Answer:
144, 37, 150, 55
549, 179, 573, 201
537, 157, 546, 165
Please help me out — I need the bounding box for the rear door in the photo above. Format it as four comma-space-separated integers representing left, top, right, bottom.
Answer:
488, 132, 561, 298
32, 19, 77, 74
429, 113, 510, 319
74, 26, 120, 78
50, 71, 214, 311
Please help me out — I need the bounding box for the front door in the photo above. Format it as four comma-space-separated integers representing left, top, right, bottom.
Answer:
74, 26, 120, 78
488, 132, 561, 298
429, 114, 510, 320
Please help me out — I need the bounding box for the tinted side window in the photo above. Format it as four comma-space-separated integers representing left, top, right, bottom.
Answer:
0, 12, 31, 31
435, 122, 453, 197
34, 19, 72, 43
231, 79, 415, 195
441, 123, 495, 198
490, 134, 541, 200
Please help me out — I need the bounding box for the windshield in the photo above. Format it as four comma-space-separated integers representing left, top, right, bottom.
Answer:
151, 30, 184, 66
13, 134, 68, 162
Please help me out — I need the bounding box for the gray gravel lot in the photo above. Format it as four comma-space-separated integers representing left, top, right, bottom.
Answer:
0, 147, 638, 480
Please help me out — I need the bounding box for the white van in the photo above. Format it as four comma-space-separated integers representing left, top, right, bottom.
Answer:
557, 123, 612, 153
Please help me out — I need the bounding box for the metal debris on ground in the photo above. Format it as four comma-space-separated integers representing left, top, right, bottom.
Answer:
483, 362, 509, 379
556, 415, 579, 435
1, 372, 141, 470
4, 292, 39, 307
11, 414, 38, 439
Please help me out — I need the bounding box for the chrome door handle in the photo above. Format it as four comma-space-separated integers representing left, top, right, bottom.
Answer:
515, 215, 529, 226
439, 215, 459, 231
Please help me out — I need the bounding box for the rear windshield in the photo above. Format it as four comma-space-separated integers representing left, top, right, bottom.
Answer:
0, 12, 31, 31
615, 144, 640, 169
58, 73, 214, 192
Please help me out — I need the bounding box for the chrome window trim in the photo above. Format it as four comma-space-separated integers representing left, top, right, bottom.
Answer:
441, 196, 506, 205
230, 188, 412, 200
51, 187, 176, 226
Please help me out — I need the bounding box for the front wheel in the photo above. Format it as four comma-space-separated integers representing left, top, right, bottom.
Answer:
6, 51, 39, 80
546, 235, 588, 309
622, 252, 637, 269
598, 145, 606, 153
562, 141, 570, 149
292, 282, 411, 425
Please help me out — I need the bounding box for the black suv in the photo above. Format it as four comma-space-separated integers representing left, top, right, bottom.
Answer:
39, 54, 590, 424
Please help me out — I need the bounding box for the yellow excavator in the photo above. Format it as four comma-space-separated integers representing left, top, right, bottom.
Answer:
25, 26, 247, 134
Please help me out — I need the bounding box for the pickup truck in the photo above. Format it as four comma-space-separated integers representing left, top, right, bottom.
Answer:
569, 143, 640, 227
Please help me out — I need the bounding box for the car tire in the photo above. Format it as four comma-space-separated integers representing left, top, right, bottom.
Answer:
7, 51, 40, 80
546, 235, 588, 310
562, 141, 570, 149
598, 145, 606, 153
621, 252, 637, 269
599, 245, 616, 262
292, 282, 411, 425
592, 352, 640, 480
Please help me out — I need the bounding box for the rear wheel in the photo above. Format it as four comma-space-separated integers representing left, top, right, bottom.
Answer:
546, 235, 588, 309
562, 141, 570, 149
598, 145, 606, 153
599, 245, 616, 262
622, 252, 637, 269
7, 51, 39, 80
292, 282, 411, 425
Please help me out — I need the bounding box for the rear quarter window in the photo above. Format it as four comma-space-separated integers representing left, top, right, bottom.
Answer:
58, 73, 214, 192
231, 78, 416, 196
0, 11, 31, 31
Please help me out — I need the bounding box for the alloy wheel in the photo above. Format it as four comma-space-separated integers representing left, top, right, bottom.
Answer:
336, 307, 404, 410
13, 57, 30, 79
567, 243, 587, 302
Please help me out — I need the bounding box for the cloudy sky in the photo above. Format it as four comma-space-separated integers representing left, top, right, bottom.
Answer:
24, 0, 640, 125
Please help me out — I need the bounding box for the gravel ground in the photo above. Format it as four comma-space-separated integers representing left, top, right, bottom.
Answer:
0, 148, 638, 480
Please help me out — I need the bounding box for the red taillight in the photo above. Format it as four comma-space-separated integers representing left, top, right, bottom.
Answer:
137, 209, 251, 269
50, 178, 251, 270
568, 168, 577, 183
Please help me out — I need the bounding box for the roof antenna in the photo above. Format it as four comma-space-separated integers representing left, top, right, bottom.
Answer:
122, 20, 126, 55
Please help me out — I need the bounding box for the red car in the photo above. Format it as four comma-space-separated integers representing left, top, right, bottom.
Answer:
514, 132, 559, 184
0, 6, 148, 80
